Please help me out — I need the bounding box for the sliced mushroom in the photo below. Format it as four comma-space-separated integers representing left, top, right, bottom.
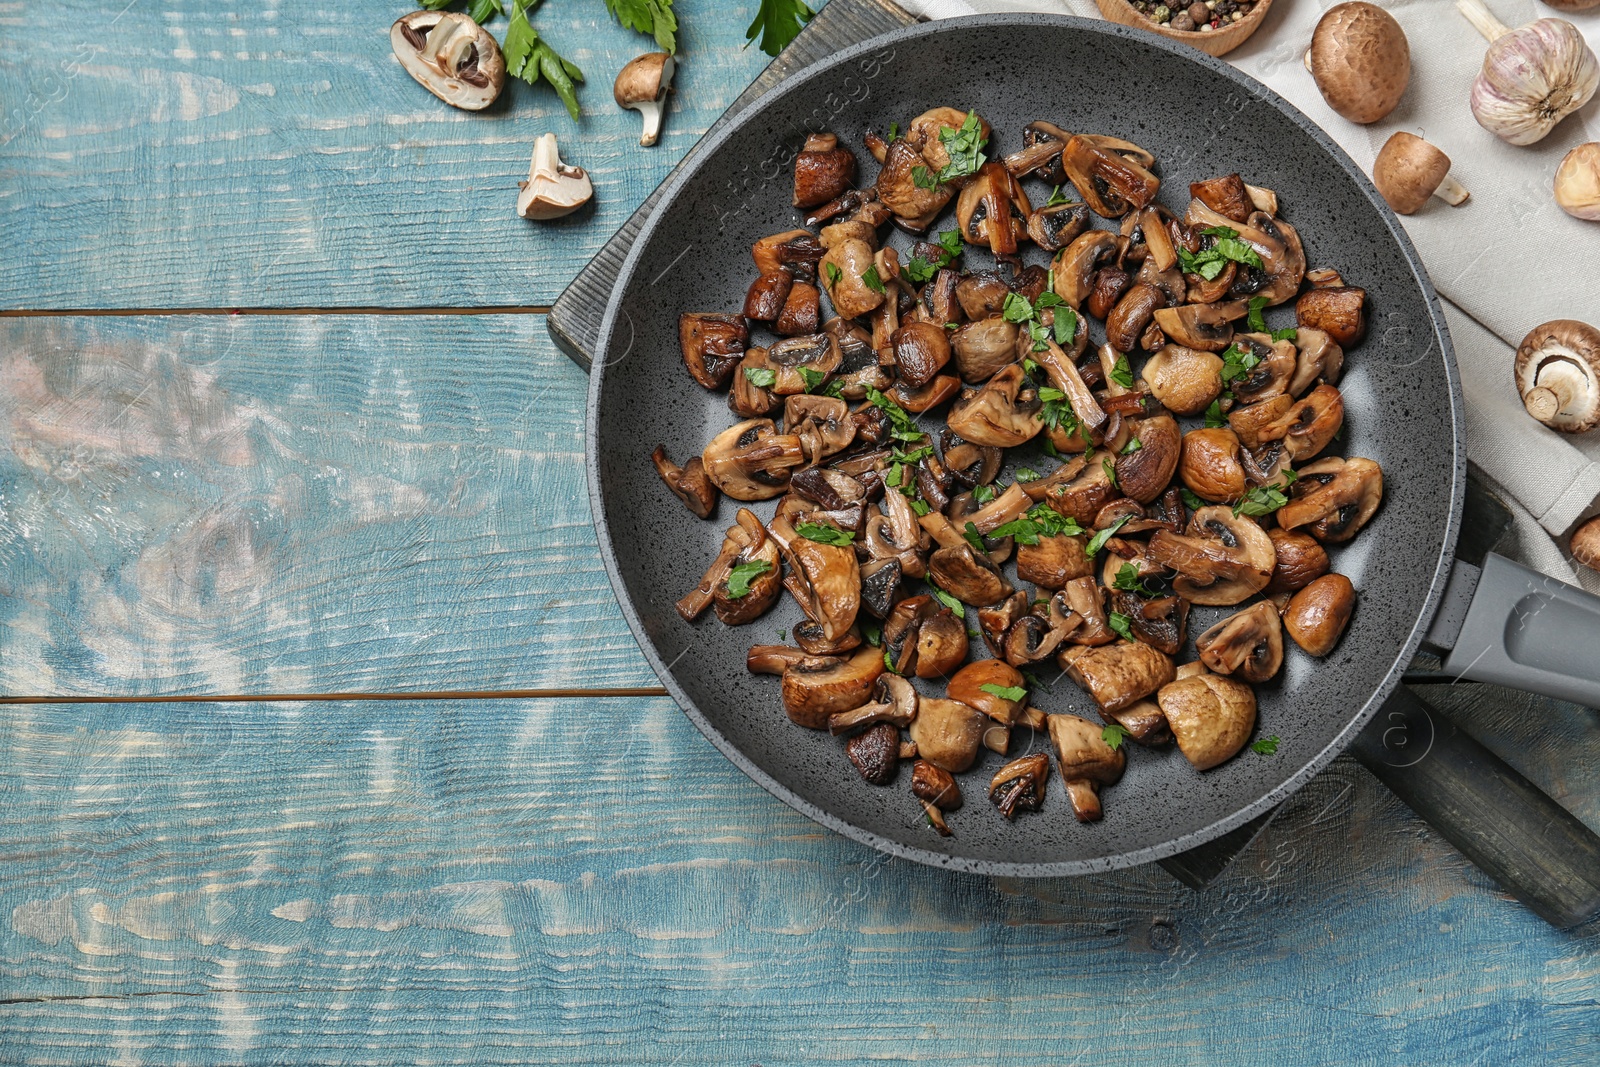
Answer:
956, 162, 1030, 255
784, 394, 856, 464
989, 754, 1051, 819
774, 282, 822, 337
818, 230, 883, 320
947, 659, 1028, 724
1016, 531, 1094, 589
1265, 527, 1331, 595
1051, 230, 1122, 310
892, 321, 954, 387
746, 644, 808, 675
1142, 345, 1223, 416
1107, 584, 1188, 658
1042, 457, 1118, 526
946, 365, 1043, 447
860, 558, 903, 621
792, 619, 862, 655
767, 333, 843, 396
702, 419, 805, 500
911, 759, 963, 811
1229, 212, 1307, 307
793, 132, 858, 210
728, 348, 780, 418
1228, 334, 1297, 406
891, 375, 962, 414
864, 490, 929, 580
1061, 135, 1160, 218
677, 510, 763, 621
1283, 573, 1356, 656
1197, 602, 1284, 683
773, 515, 860, 641
908, 697, 987, 773
828, 673, 919, 735
1003, 120, 1071, 182
392, 11, 506, 110
978, 590, 1031, 659
651, 445, 717, 519
1104, 283, 1170, 354
1189, 173, 1253, 222
614, 53, 675, 147
1059, 641, 1176, 714
680, 313, 749, 390
1101, 699, 1171, 747
1027, 201, 1091, 252
1288, 328, 1344, 397
1254, 384, 1344, 462
781, 645, 885, 730
882, 595, 967, 679
1152, 302, 1246, 352
1147, 506, 1276, 606
1115, 414, 1181, 503
1295, 287, 1367, 347
876, 139, 955, 225
517, 134, 593, 220
744, 271, 794, 322
949, 318, 1018, 383
846, 722, 901, 785
1277, 457, 1384, 542
927, 543, 1014, 607
1157, 671, 1257, 770
1032, 340, 1107, 435
1048, 713, 1127, 822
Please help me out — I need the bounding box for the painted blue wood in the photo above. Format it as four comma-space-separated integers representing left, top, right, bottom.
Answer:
0, 313, 657, 696
0, 0, 820, 310
0, 693, 1594, 1064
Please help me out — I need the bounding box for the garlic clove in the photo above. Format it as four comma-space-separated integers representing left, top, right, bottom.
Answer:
1458, 0, 1600, 145
1555, 142, 1600, 221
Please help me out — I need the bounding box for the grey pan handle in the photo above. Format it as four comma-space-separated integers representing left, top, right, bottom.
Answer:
1427, 552, 1600, 710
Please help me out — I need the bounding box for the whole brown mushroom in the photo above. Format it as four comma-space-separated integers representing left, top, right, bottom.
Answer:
1571, 516, 1600, 571
1514, 320, 1600, 433
1305, 3, 1411, 124
614, 53, 675, 147
1372, 133, 1470, 215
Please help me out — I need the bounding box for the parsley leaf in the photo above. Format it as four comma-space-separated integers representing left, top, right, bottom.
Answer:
1108, 612, 1136, 642
725, 559, 772, 599
604, 0, 677, 53
888, 122, 899, 141
962, 521, 986, 553
1102, 723, 1131, 751
1121, 436, 1142, 455
1014, 467, 1041, 483
972, 484, 996, 505
1083, 514, 1131, 558
885, 649, 898, 674
1204, 399, 1228, 428
1002, 291, 1034, 324
1103, 456, 1118, 487
903, 229, 964, 284
980, 682, 1026, 701
865, 387, 924, 444
1113, 563, 1158, 597
1054, 306, 1079, 346
903, 256, 938, 285
1233, 481, 1293, 517
912, 165, 938, 190
504, 1, 585, 120
823, 262, 842, 287
989, 504, 1084, 546
1180, 487, 1205, 511
1046, 185, 1072, 206
744, 366, 776, 389
1251, 735, 1280, 755
470, 0, 507, 21
1219, 343, 1261, 386
938, 229, 964, 258
797, 367, 826, 393
1038, 386, 1078, 437
1247, 295, 1269, 333
1110, 355, 1134, 389
935, 110, 988, 183
795, 521, 853, 546
1177, 227, 1264, 280
745, 0, 815, 57
862, 623, 882, 647
861, 265, 886, 294
1271, 326, 1299, 342
929, 584, 965, 614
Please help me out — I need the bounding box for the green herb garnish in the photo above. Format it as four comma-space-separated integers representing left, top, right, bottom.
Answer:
980, 682, 1026, 701
1083, 515, 1131, 558
745, 0, 815, 57
795, 521, 854, 546
503, 1, 585, 120
1203, 399, 1228, 428
935, 110, 988, 183
823, 262, 842, 287
1108, 612, 1136, 642
1110, 355, 1134, 389
797, 367, 826, 393
744, 366, 777, 389
724, 559, 772, 599
1251, 735, 1280, 755
1121, 437, 1142, 455
1113, 563, 1159, 597
1102, 723, 1131, 751
861, 265, 886, 294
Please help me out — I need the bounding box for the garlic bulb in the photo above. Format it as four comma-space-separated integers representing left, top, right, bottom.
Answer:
1555, 143, 1600, 221
1457, 0, 1599, 146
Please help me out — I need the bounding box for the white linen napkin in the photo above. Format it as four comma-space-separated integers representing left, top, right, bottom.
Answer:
897, 0, 1600, 589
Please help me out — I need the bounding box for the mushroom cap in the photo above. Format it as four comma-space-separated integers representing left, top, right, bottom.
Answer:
1196, 601, 1285, 683
1147, 505, 1277, 605
613, 52, 673, 106
1283, 573, 1356, 657
1059, 641, 1176, 714
392, 11, 506, 111
947, 660, 1027, 724
1570, 515, 1600, 572
780, 645, 884, 730
1373, 133, 1451, 215
1306, 2, 1410, 124
1157, 672, 1257, 770
908, 697, 987, 774
1142, 345, 1224, 416
1047, 713, 1126, 785
1555, 143, 1600, 221
1514, 319, 1600, 433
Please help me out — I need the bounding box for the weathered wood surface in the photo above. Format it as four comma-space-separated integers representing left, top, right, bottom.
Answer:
0, 314, 657, 697
1, 690, 1596, 1065
0, 0, 801, 311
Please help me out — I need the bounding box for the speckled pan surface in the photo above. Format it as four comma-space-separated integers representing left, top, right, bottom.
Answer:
588, 14, 1463, 875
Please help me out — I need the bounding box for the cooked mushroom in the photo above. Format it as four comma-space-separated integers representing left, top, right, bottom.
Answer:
1372, 132, 1469, 214
1189, 173, 1253, 223
882, 595, 968, 679
1147, 506, 1276, 605
891, 321, 954, 387
793, 132, 858, 210
1295, 288, 1366, 347
1514, 320, 1600, 432
927, 543, 1014, 607
773, 515, 860, 641
1051, 230, 1122, 310
1265, 527, 1331, 594
1304, 2, 1411, 124
1042, 458, 1118, 526
1115, 414, 1181, 503
678, 509, 772, 622
1227, 395, 1292, 451
747, 644, 808, 675
1179, 427, 1248, 503
392, 11, 506, 110
1016, 530, 1094, 589
956, 162, 1030, 255
650, 445, 717, 519
1287, 328, 1344, 397
1283, 573, 1356, 656
1254, 384, 1345, 461
1197, 602, 1284, 683
1153, 302, 1244, 352
1277, 456, 1384, 542
1027, 201, 1091, 252
911, 759, 963, 811
1059, 641, 1176, 714
744, 271, 793, 322
1061, 135, 1160, 218
1142, 345, 1224, 416
679, 313, 748, 390
950, 319, 1019, 383
1101, 698, 1171, 747
702, 419, 805, 500
1228, 335, 1297, 407
784, 394, 856, 463
1105, 283, 1171, 354
818, 227, 884, 320
1003, 120, 1072, 182
1157, 670, 1257, 770
946, 365, 1043, 448
614, 53, 675, 147
908, 697, 987, 773
1059, 576, 1116, 647
829, 673, 919, 735
517, 134, 594, 220
876, 139, 955, 226
947, 659, 1028, 724
846, 722, 901, 785
767, 333, 843, 396
989, 754, 1051, 820
781, 645, 885, 729
1048, 713, 1127, 822
1107, 575, 1188, 658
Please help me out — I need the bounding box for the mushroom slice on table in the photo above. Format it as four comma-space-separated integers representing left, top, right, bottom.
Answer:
392, 11, 506, 110
614, 53, 675, 147
1147, 506, 1276, 606
1061, 135, 1160, 218
781, 645, 885, 729
1157, 670, 1258, 770
1059, 641, 1176, 714
909, 697, 988, 774
679, 313, 749, 390
1514, 320, 1600, 433
1196, 601, 1284, 683
1048, 713, 1127, 822
702, 419, 806, 501
829, 673, 919, 735
651, 445, 717, 519
1277, 457, 1384, 543
989, 754, 1051, 820
517, 134, 594, 220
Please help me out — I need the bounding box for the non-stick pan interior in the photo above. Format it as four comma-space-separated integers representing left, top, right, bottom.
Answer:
590, 15, 1462, 874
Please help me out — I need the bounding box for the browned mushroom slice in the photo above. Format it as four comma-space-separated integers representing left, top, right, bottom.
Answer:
1003, 120, 1071, 182
1119, 205, 1180, 273
1283, 574, 1356, 656
1184, 201, 1307, 307
744, 271, 793, 322
782, 395, 857, 465
1042, 457, 1117, 526
746, 644, 807, 675
1146, 506, 1276, 606
927, 543, 1014, 607
772, 515, 860, 642
978, 590, 1030, 658
882, 595, 967, 679
1157, 670, 1257, 770
1254, 383, 1344, 461
891, 321, 954, 387
1016, 530, 1094, 588
890, 374, 963, 414
864, 490, 929, 580
1061, 135, 1160, 218
1277, 457, 1384, 543
1227, 395, 1293, 451
1196, 602, 1284, 683
791, 619, 862, 656
753, 229, 824, 278
1101, 698, 1171, 746
1179, 426, 1248, 504
1060, 578, 1115, 646
828, 673, 919, 736
876, 139, 955, 224
712, 511, 783, 627
905, 107, 992, 170
1142, 345, 1223, 416
912, 759, 964, 811
702, 419, 806, 501
1153, 302, 1247, 353
781, 645, 885, 729
921, 267, 964, 328
1265, 527, 1331, 595
1027, 201, 1090, 252
1108, 581, 1188, 658
1084, 266, 1131, 323
908, 697, 987, 774
1059, 641, 1176, 714
650, 445, 717, 519
1288, 328, 1344, 397
846, 722, 900, 785
1228, 334, 1297, 406
677, 515, 754, 622
818, 229, 883, 321
728, 348, 780, 418
860, 558, 903, 621
679, 313, 749, 389
956, 161, 1031, 255
1048, 713, 1126, 822
1114, 414, 1181, 503
989, 754, 1051, 820
1189, 173, 1253, 222
1031, 340, 1107, 435
954, 271, 1011, 320
1051, 230, 1122, 310
1296, 286, 1367, 347
767, 333, 843, 397
774, 281, 822, 337
947, 660, 1028, 724
945, 365, 1043, 448
793, 132, 858, 210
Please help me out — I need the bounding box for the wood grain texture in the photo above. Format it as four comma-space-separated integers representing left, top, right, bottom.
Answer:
0, 314, 657, 697
0, 0, 809, 311
0, 691, 1595, 1065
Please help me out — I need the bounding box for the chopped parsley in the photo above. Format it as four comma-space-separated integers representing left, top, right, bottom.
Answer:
989, 504, 1084, 545
1103, 456, 1118, 487
1038, 386, 1079, 437
929, 583, 965, 614
823, 262, 842, 287
1046, 184, 1072, 207
885, 649, 898, 673
1108, 612, 1136, 642
935, 110, 988, 183
862, 623, 882, 647
1204, 399, 1228, 428
1177, 225, 1264, 280
979, 682, 1026, 701
744, 366, 777, 388
1110, 355, 1135, 389
797, 367, 826, 393
1113, 563, 1158, 597
972, 484, 997, 505
860, 265, 886, 294
864, 387, 925, 444
724, 559, 772, 599
962, 521, 986, 554
1083, 514, 1132, 558
912, 165, 938, 190
904, 231, 964, 284
1102, 723, 1131, 751
1247, 295, 1269, 333
1054, 306, 1079, 346
1014, 467, 1041, 483
1002, 291, 1034, 324
1219, 343, 1261, 386
1121, 436, 1143, 455
1179, 487, 1206, 511
1272, 326, 1299, 342
1233, 471, 1299, 517
795, 521, 854, 546
887, 122, 899, 141
1251, 735, 1280, 755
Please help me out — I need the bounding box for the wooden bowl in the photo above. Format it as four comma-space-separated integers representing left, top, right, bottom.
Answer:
1094, 0, 1273, 57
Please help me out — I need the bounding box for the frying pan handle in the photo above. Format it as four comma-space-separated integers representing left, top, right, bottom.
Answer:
1350, 685, 1600, 929
1439, 553, 1600, 709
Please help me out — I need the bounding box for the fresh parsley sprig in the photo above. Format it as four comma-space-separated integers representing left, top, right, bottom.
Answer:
795, 521, 854, 546
504, 0, 585, 120
724, 559, 772, 599
1102, 723, 1131, 751
605, 0, 677, 53
746, 0, 815, 57
1176, 225, 1263, 281
935, 110, 988, 183
904, 230, 964, 284
1233, 471, 1299, 517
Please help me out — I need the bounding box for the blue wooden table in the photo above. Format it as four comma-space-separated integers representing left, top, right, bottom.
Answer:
2, 3, 1597, 1062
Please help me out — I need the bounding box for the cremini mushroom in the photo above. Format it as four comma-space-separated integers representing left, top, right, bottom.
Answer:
772, 515, 860, 642
829, 673, 919, 735
1147, 505, 1276, 605
1254, 383, 1345, 461
926, 543, 1014, 607
1569, 516, 1600, 571
946, 365, 1043, 448
1228, 335, 1298, 406
1027, 201, 1091, 252
1189, 173, 1254, 223
1514, 320, 1600, 432
1115, 414, 1182, 503
1555, 143, 1600, 221
793, 132, 857, 209
1058, 641, 1176, 714
1373, 133, 1470, 214
1016, 530, 1094, 589
882, 595, 968, 679
1304, 2, 1411, 124
652, 445, 717, 519
679, 313, 748, 390
781, 645, 885, 729
989, 754, 1051, 820
392, 11, 506, 110
1295, 288, 1367, 347
956, 162, 1030, 255
1142, 345, 1224, 415
1197, 602, 1285, 683
1061, 135, 1160, 218
876, 139, 955, 227
1048, 713, 1127, 822
678, 508, 771, 621
912, 759, 963, 821
846, 723, 900, 785
517, 134, 594, 220
1277, 456, 1384, 542
1157, 670, 1258, 770
1180, 427, 1248, 503
702, 419, 805, 501
614, 52, 675, 147
909, 697, 988, 774
1265, 528, 1331, 594
1153, 302, 1243, 352
947, 660, 1028, 724
950, 318, 1019, 383
1283, 573, 1356, 656
1288, 328, 1344, 397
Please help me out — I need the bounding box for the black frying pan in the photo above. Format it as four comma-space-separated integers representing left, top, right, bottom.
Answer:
586, 14, 1600, 876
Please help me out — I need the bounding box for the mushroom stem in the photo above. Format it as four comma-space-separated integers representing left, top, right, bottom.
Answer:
1433, 173, 1471, 206
1456, 0, 1511, 41
1523, 366, 1583, 423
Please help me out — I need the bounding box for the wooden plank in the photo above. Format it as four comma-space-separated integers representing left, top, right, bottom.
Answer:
0, 313, 657, 697
0, 694, 1595, 1064
0, 0, 812, 311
